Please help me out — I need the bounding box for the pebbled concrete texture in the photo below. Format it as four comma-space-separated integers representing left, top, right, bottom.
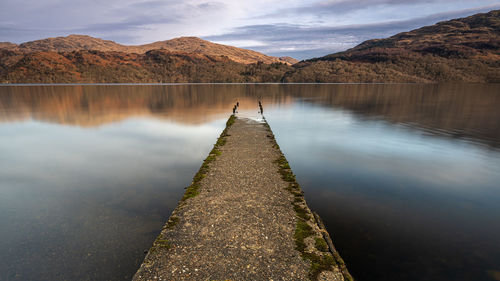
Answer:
133, 116, 346, 281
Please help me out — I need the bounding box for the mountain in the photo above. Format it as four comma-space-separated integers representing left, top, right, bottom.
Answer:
0, 42, 17, 50
324, 10, 500, 60
1, 9, 499, 83
4, 35, 127, 53
278, 56, 299, 65
284, 10, 500, 82
0, 35, 294, 65
136, 37, 297, 64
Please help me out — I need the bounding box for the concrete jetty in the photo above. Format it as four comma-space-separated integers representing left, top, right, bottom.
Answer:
133, 112, 352, 281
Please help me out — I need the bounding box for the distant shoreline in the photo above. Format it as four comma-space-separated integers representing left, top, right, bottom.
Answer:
1, 82, 478, 86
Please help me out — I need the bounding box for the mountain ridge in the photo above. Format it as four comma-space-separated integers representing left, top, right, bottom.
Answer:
0, 35, 298, 65
319, 9, 500, 62
283, 9, 500, 82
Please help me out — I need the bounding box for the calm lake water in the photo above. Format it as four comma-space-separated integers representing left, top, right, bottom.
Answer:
0, 84, 499, 281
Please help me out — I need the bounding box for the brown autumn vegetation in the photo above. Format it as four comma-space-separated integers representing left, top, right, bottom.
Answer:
0, 49, 292, 83
1, 35, 297, 65
0, 10, 499, 83
285, 10, 500, 83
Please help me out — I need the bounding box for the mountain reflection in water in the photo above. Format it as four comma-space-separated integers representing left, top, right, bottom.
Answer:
1, 84, 498, 148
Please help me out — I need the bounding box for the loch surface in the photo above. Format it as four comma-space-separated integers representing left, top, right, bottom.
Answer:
0, 84, 499, 281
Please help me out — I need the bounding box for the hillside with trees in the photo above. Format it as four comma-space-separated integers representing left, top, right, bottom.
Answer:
0, 49, 292, 83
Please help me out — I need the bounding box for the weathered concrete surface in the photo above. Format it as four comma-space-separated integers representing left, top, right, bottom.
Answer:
133, 116, 348, 281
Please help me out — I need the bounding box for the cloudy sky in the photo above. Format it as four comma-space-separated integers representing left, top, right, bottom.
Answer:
1, 0, 499, 59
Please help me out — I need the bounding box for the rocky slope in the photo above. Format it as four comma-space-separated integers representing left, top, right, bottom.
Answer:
284, 9, 500, 82
329, 9, 500, 60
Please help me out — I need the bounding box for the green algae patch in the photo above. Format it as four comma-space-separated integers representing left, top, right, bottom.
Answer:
306, 253, 336, 280
293, 203, 311, 221
147, 235, 172, 256
294, 220, 314, 252
181, 115, 236, 202
225, 114, 236, 127
165, 216, 180, 229
275, 156, 296, 183
154, 238, 171, 249
315, 237, 329, 252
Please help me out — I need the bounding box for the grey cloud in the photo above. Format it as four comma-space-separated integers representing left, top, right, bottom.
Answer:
71, 13, 183, 43
126, 0, 177, 9
255, 0, 460, 19
303, 0, 446, 14
197, 2, 226, 10
77, 15, 181, 33
0, 22, 76, 43
74, 1, 226, 42
123, 0, 227, 12
0, 0, 203, 44
205, 5, 500, 60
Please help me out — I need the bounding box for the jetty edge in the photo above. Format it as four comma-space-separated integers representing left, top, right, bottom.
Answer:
133, 114, 353, 281
263, 120, 353, 281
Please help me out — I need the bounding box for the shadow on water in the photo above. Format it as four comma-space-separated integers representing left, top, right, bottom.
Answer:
0, 84, 499, 280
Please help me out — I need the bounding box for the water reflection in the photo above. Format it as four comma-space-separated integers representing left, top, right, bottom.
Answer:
1, 84, 499, 281
0, 85, 292, 126
286, 84, 500, 150
1, 84, 499, 148
0, 116, 227, 280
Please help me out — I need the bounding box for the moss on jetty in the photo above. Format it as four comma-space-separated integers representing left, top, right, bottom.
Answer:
315, 237, 329, 252
181, 115, 236, 201
147, 235, 172, 256
264, 119, 353, 281
164, 216, 179, 229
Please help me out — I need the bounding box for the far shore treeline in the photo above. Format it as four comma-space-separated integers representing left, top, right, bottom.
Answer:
1, 10, 499, 83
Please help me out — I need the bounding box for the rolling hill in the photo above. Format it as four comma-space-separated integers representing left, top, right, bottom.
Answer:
0, 35, 297, 65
